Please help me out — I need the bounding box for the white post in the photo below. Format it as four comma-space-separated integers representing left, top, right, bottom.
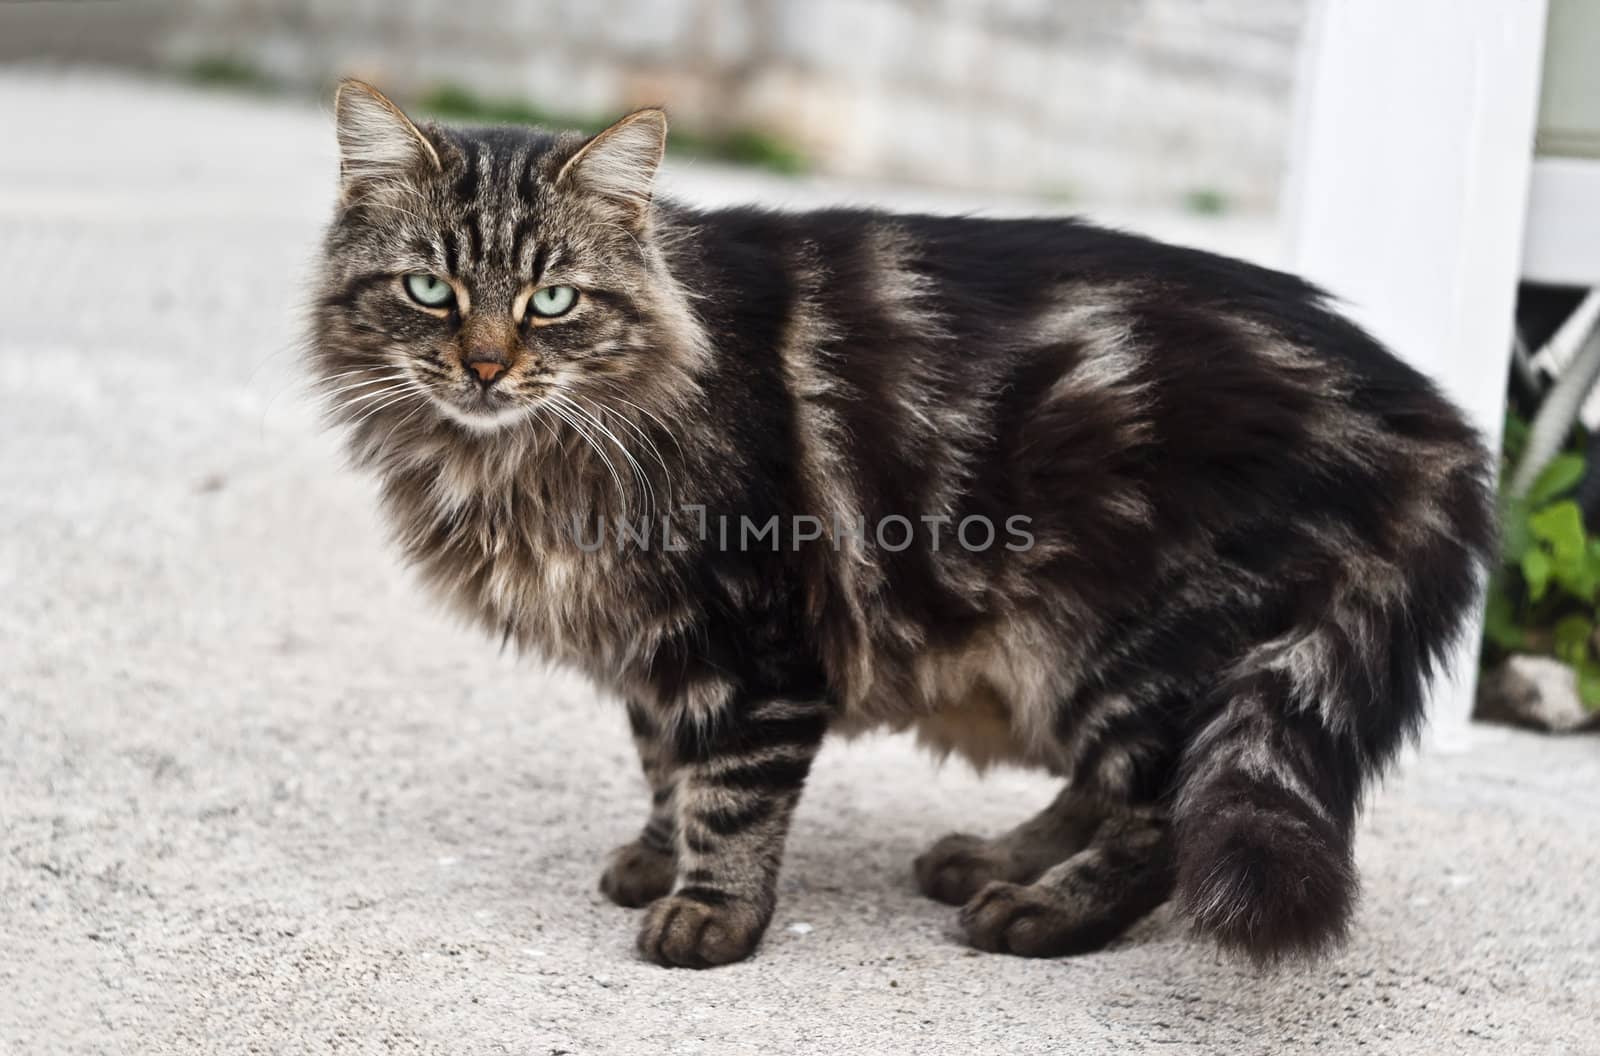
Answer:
1283, 0, 1548, 743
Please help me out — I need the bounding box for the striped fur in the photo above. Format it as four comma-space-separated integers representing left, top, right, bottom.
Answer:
309, 84, 1496, 967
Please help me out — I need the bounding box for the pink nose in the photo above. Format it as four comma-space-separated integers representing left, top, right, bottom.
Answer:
468, 359, 505, 384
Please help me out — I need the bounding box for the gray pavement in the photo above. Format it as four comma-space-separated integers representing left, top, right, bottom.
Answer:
2, 69, 1597, 1055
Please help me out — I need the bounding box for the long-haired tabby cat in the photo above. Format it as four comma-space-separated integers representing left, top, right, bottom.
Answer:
310, 82, 1494, 968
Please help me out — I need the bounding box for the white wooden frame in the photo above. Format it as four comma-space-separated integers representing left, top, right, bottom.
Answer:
1523, 156, 1600, 286
1283, 0, 1550, 742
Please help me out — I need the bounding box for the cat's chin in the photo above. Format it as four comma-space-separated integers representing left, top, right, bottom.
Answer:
434, 399, 529, 434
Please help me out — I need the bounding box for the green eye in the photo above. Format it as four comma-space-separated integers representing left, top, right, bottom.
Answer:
404, 273, 454, 308
529, 285, 578, 318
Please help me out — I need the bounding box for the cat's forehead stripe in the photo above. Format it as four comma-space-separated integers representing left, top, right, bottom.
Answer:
517, 145, 540, 205
464, 211, 485, 269
422, 132, 571, 279
452, 138, 480, 203
441, 229, 459, 276
510, 216, 536, 273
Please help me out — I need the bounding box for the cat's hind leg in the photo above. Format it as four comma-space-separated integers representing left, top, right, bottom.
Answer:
913, 785, 1102, 906
957, 804, 1174, 957
598, 699, 678, 908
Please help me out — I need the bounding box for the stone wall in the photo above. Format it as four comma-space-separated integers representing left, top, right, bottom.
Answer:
157, 0, 1308, 209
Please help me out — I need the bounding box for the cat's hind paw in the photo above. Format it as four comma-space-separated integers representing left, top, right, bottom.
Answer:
914, 833, 1019, 906
958, 881, 1121, 958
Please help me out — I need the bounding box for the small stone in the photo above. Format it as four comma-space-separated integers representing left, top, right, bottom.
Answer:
786, 922, 814, 935
1474, 655, 1600, 733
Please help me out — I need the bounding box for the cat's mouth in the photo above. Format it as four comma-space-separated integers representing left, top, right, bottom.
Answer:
435, 386, 529, 432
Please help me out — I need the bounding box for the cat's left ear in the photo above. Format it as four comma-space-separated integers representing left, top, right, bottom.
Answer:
557, 108, 668, 229
333, 79, 442, 202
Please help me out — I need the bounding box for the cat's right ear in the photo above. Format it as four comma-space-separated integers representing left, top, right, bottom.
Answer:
333, 80, 442, 202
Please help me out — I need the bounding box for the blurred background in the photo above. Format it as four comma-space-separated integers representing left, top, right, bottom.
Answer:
2, 0, 1303, 213
4, 3, 1599, 1052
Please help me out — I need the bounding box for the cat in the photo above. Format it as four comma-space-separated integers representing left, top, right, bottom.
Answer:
309, 81, 1495, 969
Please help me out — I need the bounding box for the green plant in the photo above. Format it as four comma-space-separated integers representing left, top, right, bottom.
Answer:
714, 128, 808, 176
179, 55, 279, 93
415, 83, 807, 177
1483, 411, 1600, 709
418, 85, 596, 133
1182, 187, 1229, 216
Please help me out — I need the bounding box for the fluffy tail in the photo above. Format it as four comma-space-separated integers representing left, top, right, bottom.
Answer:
1171, 440, 1493, 961
1164, 328, 1496, 961
1171, 672, 1361, 963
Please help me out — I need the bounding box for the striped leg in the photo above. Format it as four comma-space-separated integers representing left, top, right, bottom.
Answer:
636, 696, 828, 968
598, 699, 679, 908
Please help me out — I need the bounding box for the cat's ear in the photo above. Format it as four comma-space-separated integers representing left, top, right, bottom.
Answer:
333, 79, 441, 201
557, 108, 668, 228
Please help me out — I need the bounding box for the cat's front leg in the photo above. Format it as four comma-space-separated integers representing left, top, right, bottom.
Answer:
636, 695, 828, 968
598, 699, 679, 907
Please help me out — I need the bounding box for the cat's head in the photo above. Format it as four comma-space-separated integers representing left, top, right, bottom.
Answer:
310, 81, 707, 447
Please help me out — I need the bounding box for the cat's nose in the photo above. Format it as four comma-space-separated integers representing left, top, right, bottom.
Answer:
467, 358, 506, 385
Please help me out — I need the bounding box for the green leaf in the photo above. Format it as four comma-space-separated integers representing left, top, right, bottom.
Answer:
1556, 536, 1600, 599
1529, 501, 1586, 564
1482, 585, 1526, 651
1556, 562, 1600, 601
1528, 453, 1587, 506
1554, 614, 1593, 665
1582, 541, 1600, 589
1502, 410, 1530, 467
1500, 498, 1531, 563
1523, 547, 1553, 601
1579, 660, 1600, 712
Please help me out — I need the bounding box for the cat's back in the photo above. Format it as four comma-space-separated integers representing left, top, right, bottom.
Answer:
672, 202, 1477, 481
673, 204, 1417, 385
666, 203, 1491, 757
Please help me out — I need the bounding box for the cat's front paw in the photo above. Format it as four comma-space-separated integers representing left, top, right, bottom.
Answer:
598, 839, 676, 908
636, 892, 769, 968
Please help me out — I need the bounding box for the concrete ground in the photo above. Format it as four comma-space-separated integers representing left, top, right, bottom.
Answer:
2, 68, 1597, 1055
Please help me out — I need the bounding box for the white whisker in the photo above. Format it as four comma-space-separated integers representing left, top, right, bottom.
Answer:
554, 392, 656, 518
347, 383, 427, 432
317, 364, 407, 384
586, 392, 675, 474
334, 382, 415, 412
318, 372, 415, 402
371, 396, 432, 455
581, 393, 673, 512
586, 379, 687, 462
543, 395, 629, 512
